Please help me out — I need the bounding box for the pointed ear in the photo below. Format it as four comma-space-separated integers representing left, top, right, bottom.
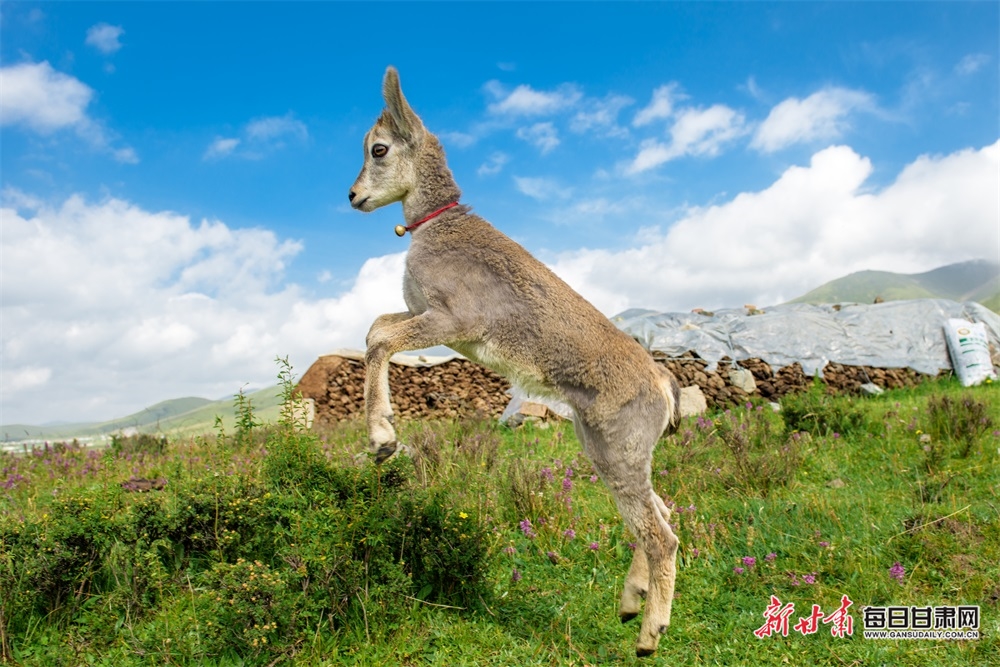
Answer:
382, 66, 422, 141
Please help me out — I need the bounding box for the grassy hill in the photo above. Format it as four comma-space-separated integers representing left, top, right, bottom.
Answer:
2, 388, 284, 444
790, 259, 999, 309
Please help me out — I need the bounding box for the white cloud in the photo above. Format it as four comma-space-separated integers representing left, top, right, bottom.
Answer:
4, 367, 52, 395
245, 112, 308, 143
113, 147, 139, 164
0, 192, 408, 424
4, 141, 996, 423
743, 76, 765, 102
627, 104, 747, 173
570, 93, 633, 137
0, 61, 138, 161
205, 114, 308, 160
751, 87, 875, 153
955, 53, 990, 75
85, 23, 124, 54
204, 137, 241, 160
633, 84, 684, 127
0, 61, 93, 133
513, 176, 573, 200
486, 81, 582, 116
441, 131, 477, 148
552, 141, 1000, 315
542, 197, 633, 228
477, 152, 509, 176
516, 122, 560, 154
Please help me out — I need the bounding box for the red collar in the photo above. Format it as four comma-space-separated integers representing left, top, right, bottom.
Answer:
395, 202, 459, 236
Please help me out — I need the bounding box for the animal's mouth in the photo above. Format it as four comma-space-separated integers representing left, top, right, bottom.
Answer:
351, 196, 369, 210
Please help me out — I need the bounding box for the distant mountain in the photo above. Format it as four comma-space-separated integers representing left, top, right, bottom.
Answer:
789, 260, 999, 311
2, 388, 285, 444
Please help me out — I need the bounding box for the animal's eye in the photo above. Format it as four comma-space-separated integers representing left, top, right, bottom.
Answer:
371, 144, 388, 158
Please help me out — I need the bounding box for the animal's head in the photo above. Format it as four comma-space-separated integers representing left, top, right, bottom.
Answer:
349, 67, 427, 212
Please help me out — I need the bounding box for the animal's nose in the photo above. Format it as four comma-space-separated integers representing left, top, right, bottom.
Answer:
348, 190, 357, 202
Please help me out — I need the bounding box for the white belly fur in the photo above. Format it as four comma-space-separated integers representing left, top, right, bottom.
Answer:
452, 341, 558, 399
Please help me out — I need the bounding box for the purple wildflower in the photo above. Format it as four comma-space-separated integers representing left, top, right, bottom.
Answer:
889, 562, 905, 585
819, 541, 830, 548
511, 568, 522, 583
588, 541, 600, 551
504, 546, 516, 556
803, 573, 816, 585
562, 477, 573, 492
733, 566, 745, 575
627, 542, 637, 551
562, 528, 576, 540
540, 467, 554, 482
765, 552, 777, 562
742, 556, 756, 569
519, 518, 536, 539
692, 548, 700, 558
589, 474, 598, 483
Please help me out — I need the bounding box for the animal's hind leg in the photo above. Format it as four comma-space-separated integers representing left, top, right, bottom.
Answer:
621, 477, 675, 623
620, 545, 649, 623
577, 420, 678, 657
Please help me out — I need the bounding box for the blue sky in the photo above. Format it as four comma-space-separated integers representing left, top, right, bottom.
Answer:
2, 2, 998, 425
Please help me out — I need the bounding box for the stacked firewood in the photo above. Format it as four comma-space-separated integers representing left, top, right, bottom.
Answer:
298, 352, 943, 424
297, 354, 511, 427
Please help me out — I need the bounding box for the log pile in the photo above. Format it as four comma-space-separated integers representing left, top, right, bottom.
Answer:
297, 354, 511, 427
298, 351, 944, 425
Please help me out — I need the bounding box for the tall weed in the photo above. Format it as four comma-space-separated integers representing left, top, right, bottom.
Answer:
714, 404, 801, 497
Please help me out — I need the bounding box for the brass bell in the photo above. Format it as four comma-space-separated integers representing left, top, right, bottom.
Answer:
394, 225, 406, 237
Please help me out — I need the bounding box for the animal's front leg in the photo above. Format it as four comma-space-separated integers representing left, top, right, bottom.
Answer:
364, 310, 454, 463
364, 312, 412, 461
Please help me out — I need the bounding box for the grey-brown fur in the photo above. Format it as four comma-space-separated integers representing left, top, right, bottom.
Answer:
349, 66, 682, 656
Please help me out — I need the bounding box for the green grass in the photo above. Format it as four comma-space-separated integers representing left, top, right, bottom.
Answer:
1, 372, 997, 666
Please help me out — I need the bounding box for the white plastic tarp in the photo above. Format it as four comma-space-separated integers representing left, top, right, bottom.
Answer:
611, 299, 1000, 377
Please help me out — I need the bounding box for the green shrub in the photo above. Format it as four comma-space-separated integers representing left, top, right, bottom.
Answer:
110, 433, 168, 457
194, 558, 294, 656
780, 379, 869, 438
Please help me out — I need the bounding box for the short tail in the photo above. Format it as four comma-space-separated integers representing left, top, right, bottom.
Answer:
658, 366, 682, 436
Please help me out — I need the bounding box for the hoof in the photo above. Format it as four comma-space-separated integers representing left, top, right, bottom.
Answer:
374, 443, 398, 464
636, 647, 656, 658
374, 442, 410, 464
620, 612, 639, 624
